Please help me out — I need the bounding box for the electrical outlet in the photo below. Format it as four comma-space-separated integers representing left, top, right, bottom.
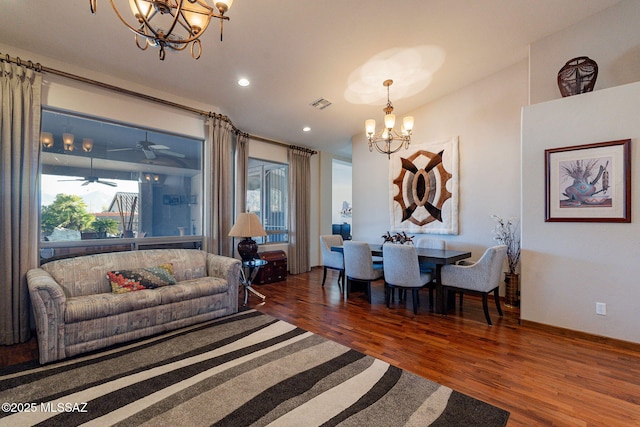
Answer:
596, 302, 607, 316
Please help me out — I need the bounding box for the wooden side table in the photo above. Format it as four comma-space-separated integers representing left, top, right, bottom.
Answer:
240, 259, 268, 306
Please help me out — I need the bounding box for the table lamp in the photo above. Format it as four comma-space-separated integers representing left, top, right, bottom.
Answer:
228, 212, 267, 261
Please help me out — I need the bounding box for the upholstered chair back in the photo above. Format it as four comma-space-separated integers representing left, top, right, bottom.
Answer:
343, 241, 380, 281
442, 245, 507, 292
319, 235, 344, 270
382, 243, 424, 288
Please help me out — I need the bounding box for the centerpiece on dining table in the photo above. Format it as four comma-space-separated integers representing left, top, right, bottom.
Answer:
382, 231, 414, 244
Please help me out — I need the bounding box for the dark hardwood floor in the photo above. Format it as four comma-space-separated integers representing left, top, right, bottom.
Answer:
3, 268, 640, 426
251, 269, 640, 426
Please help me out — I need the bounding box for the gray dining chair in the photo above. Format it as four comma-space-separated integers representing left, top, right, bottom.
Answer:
440, 245, 507, 325
319, 234, 344, 288
415, 236, 464, 306
382, 243, 434, 314
343, 240, 384, 303
414, 237, 446, 273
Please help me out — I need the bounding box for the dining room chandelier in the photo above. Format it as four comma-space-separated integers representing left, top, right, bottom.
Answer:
89, 0, 234, 60
365, 79, 414, 159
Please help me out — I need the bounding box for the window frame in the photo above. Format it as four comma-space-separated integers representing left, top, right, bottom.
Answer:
247, 157, 289, 244
38, 107, 205, 261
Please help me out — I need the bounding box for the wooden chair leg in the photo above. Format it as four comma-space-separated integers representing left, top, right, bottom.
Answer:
412, 289, 419, 314
482, 293, 493, 326
494, 288, 503, 317
338, 270, 344, 288
385, 284, 392, 308
366, 282, 372, 304
459, 291, 464, 307
428, 288, 434, 311
322, 267, 328, 286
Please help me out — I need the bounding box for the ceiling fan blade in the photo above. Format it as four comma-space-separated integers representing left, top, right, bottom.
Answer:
58, 178, 84, 182
107, 148, 135, 152
161, 150, 186, 158
81, 181, 90, 186
148, 144, 170, 150
98, 180, 118, 187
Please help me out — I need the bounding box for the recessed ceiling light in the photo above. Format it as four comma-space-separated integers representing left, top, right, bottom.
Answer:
238, 78, 250, 87
303, 126, 311, 132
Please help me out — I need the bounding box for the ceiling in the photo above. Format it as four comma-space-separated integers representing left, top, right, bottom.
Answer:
0, 1, 621, 158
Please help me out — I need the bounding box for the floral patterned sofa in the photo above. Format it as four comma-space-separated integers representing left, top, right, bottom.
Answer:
26, 249, 241, 364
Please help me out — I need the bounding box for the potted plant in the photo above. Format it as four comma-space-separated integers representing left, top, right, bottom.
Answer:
92, 217, 120, 239
491, 214, 521, 307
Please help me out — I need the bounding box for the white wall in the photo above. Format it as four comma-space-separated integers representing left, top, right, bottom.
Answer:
530, 0, 640, 104
331, 160, 352, 227
353, 60, 528, 279
523, 0, 640, 343
522, 82, 640, 343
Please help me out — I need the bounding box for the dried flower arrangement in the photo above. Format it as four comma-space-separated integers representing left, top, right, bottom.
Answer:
491, 214, 520, 274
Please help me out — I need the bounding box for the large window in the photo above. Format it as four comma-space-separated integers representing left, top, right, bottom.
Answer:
247, 158, 288, 243
39, 109, 203, 257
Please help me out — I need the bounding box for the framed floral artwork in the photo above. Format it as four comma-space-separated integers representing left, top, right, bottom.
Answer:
545, 139, 631, 222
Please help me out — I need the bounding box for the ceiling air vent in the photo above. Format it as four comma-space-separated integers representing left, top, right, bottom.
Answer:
310, 97, 332, 110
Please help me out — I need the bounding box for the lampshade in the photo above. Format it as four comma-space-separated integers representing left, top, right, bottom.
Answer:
229, 212, 267, 261
384, 113, 396, 129
40, 132, 54, 148
215, 0, 234, 13
63, 133, 75, 151
365, 119, 376, 135
402, 116, 414, 132
129, 0, 152, 17
182, 1, 209, 30
82, 138, 94, 152
228, 212, 267, 238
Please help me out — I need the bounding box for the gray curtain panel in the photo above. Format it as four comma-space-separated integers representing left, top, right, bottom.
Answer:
235, 133, 248, 216
288, 147, 312, 274
0, 60, 42, 345
205, 115, 235, 257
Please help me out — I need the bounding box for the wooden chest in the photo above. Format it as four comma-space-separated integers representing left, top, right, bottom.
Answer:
254, 250, 287, 284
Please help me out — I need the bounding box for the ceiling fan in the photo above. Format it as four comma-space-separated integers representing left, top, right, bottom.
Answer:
58, 158, 117, 187
108, 132, 186, 160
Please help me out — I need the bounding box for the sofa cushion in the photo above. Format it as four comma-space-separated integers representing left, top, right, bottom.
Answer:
65, 290, 163, 323
156, 277, 229, 304
108, 264, 177, 294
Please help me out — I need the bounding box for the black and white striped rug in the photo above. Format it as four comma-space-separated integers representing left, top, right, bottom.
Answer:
0, 310, 509, 426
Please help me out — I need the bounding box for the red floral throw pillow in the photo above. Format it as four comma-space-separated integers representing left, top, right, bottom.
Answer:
107, 263, 176, 294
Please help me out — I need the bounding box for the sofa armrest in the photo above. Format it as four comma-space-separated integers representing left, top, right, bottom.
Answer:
26, 268, 67, 364
206, 253, 241, 289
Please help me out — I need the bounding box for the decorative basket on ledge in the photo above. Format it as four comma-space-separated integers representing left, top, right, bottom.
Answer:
557, 56, 598, 97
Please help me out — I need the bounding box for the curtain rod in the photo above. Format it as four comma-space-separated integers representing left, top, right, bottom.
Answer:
249, 134, 317, 155
1, 51, 316, 154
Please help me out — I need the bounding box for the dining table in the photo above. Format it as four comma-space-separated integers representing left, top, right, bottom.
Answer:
332, 243, 472, 314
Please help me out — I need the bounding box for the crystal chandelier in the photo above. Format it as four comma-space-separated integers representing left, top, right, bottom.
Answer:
89, 0, 234, 60
365, 79, 414, 159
